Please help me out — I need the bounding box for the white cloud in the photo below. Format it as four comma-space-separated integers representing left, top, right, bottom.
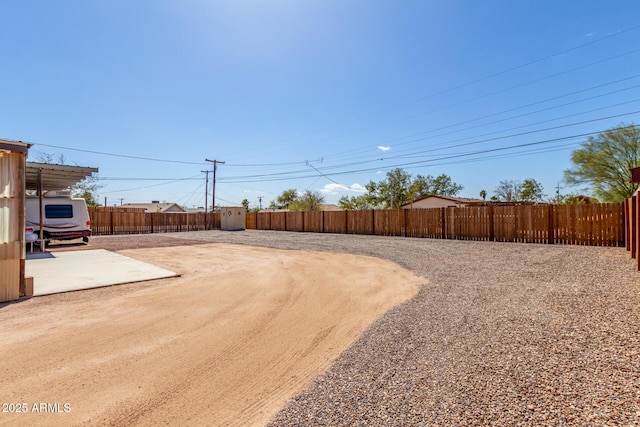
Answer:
377, 145, 391, 152
320, 183, 367, 195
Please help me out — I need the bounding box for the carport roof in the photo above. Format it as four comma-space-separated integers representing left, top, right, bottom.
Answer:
26, 162, 99, 191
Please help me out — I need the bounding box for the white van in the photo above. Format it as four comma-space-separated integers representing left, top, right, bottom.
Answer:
26, 192, 91, 244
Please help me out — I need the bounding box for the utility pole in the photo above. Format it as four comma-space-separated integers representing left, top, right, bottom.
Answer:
257, 196, 263, 210
556, 182, 562, 197
202, 170, 210, 229
118, 198, 124, 206
205, 159, 225, 212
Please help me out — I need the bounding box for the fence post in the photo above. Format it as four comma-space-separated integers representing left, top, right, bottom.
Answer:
488, 204, 494, 242
622, 199, 631, 251
441, 207, 446, 239
632, 196, 637, 260
636, 195, 640, 270
404, 208, 408, 237
547, 204, 555, 244
110, 210, 114, 235
345, 210, 348, 234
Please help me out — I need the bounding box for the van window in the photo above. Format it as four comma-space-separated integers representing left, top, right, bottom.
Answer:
45, 205, 73, 219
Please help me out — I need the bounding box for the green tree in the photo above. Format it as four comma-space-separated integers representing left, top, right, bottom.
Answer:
289, 190, 325, 211
431, 174, 464, 197
70, 180, 101, 207
350, 169, 463, 209
338, 195, 374, 210
409, 173, 464, 199
241, 198, 250, 211
493, 180, 521, 201
479, 189, 487, 200
269, 188, 299, 209
550, 193, 590, 205
564, 123, 640, 202
519, 179, 545, 202
385, 168, 413, 209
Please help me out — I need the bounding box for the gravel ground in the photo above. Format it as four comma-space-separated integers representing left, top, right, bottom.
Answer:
92, 231, 640, 426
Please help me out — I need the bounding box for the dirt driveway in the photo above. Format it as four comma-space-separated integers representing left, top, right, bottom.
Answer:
0, 243, 423, 426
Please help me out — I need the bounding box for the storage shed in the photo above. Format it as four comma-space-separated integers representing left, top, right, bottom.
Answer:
220, 207, 246, 231
0, 140, 29, 303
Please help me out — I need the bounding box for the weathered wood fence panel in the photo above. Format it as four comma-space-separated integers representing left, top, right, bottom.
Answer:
246, 212, 257, 229
304, 211, 324, 233
406, 208, 444, 238
89, 207, 219, 234
256, 211, 271, 230
348, 210, 374, 235
286, 212, 304, 232
270, 212, 286, 231
373, 210, 405, 236
324, 211, 347, 234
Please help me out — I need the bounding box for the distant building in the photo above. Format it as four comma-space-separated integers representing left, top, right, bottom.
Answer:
258, 204, 344, 213
184, 207, 206, 213
123, 202, 185, 213
320, 204, 342, 211
402, 195, 486, 209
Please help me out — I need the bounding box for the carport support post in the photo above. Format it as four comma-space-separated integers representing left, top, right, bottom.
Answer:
38, 168, 45, 253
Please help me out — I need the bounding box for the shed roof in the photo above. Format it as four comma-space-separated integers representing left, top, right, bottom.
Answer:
0, 139, 31, 153
25, 162, 99, 191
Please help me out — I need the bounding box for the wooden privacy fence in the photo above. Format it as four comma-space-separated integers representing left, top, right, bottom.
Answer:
89, 207, 220, 235
625, 195, 640, 270
246, 203, 625, 247
90, 204, 624, 247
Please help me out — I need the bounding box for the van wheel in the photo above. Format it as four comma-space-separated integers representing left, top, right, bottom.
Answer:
82, 236, 89, 244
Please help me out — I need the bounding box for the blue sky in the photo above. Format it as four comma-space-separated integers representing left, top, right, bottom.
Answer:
2, 1, 639, 209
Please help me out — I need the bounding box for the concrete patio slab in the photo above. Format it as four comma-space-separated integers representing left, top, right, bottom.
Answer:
26, 249, 179, 296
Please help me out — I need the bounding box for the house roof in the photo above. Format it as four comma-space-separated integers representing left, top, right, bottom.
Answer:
122, 203, 185, 213
404, 195, 486, 206
320, 204, 342, 211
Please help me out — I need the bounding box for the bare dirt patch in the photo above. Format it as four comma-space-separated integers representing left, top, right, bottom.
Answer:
0, 243, 423, 426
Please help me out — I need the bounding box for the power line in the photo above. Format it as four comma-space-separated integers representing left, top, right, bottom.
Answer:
301, 48, 640, 154
33, 143, 207, 165
216, 127, 622, 183
100, 174, 203, 194
214, 110, 640, 182
323, 75, 640, 161
26, 47, 640, 174
226, 24, 640, 157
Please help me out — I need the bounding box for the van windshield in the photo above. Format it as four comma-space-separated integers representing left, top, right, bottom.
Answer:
45, 205, 73, 219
